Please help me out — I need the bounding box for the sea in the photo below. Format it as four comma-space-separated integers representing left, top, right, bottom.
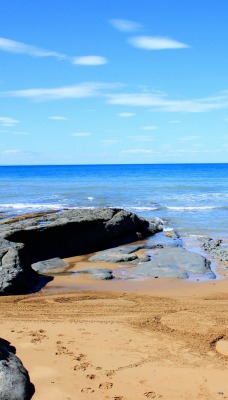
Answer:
0, 164, 228, 241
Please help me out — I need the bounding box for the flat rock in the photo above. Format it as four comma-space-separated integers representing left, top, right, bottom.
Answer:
134, 247, 213, 279
32, 257, 68, 273
89, 244, 149, 263
0, 338, 34, 400
75, 268, 113, 280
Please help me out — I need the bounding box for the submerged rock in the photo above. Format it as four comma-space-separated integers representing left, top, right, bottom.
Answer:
0, 338, 34, 400
0, 208, 162, 295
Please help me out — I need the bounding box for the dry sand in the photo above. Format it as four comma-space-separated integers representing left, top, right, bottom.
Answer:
1, 265, 228, 399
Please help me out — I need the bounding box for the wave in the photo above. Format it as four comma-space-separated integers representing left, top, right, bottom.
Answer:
0, 203, 65, 210
129, 206, 160, 211
166, 206, 227, 211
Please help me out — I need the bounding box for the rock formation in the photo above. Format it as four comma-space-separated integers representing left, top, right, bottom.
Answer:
0, 208, 162, 295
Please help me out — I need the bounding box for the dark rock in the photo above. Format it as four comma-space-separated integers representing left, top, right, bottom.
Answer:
0, 208, 162, 295
0, 240, 37, 295
0, 338, 35, 400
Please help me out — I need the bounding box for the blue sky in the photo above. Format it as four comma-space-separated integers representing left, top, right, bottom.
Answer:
0, 0, 228, 165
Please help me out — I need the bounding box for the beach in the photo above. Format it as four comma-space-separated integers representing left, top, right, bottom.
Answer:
1, 271, 228, 400
0, 164, 227, 399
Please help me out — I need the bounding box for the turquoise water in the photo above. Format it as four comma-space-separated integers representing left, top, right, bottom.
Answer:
0, 164, 227, 238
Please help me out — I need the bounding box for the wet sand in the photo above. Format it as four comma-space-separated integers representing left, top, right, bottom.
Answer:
1, 264, 228, 400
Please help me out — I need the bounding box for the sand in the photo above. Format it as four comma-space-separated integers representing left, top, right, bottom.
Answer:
1, 264, 228, 400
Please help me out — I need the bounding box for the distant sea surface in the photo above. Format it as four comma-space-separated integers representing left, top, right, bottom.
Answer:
0, 164, 228, 239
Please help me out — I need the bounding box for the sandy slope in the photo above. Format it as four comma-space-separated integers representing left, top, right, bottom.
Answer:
1, 272, 228, 400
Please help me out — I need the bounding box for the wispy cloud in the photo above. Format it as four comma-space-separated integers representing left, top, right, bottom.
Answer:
109, 19, 141, 32
121, 149, 153, 154
72, 132, 91, 137
108, 91, 228, 113
118, 112, 135, 117
48, 116, 68, 120
0, 37, 108, 67
73, 56, 107, 65
128, 135, 154, 142
2, 149, 21, 154
0, 37, 66, 59
0, 117, 19, 126
3, 82, 115, 101
128, 36, 189, 50
169, 120, 181, 124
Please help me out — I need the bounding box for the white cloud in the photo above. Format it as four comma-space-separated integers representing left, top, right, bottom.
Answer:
73, 56, 107, 65
72, 132, 91, 137
0, 117, 19, 126
169, 120, 181, 124
121, 149, 153, 154
128, 135, 154, 142
109, 19, 142, 32
48, 116, 68, 120
128, 36, 189, 50
0, 37, 66, 59
108, 91, 228, 113
0, 37, 107, 67
118, 112, 135, 117
4, 82, 115, 101
141, 125, 158, 130
2, 149, 21, 154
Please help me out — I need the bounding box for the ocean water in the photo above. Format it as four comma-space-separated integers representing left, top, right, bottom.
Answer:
0, 164, 227, 239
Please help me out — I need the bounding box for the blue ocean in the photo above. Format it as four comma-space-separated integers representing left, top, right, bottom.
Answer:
0, 164, 227, 239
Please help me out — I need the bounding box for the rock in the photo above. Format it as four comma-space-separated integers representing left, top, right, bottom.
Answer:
0, 240, 37, 295
75, 268, 113, 280
145, 231, 182, 249
202, 238, 228, 262
0, 338, 34, 400
0, 208, 162, 295
89, 244, 149, 263
134, 247, 214, 279
32, 257, 68, 273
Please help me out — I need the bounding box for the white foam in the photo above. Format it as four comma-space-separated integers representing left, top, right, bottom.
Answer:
130, 206, 159, 211
0, 203, 64, 210
167, 206, 219, 211
87, 197, 94, 201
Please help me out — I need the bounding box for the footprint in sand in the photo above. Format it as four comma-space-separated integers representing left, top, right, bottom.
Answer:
81, 387, 95, 393
86, 374, 96, 380
99, 382, 113, 389
144, 392, 162, 399
30, 329, 47, 343
74, 362, 91, 371
106, 370, 115, 378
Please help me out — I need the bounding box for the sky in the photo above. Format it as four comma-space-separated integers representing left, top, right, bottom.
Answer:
0, 0, 228, 165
